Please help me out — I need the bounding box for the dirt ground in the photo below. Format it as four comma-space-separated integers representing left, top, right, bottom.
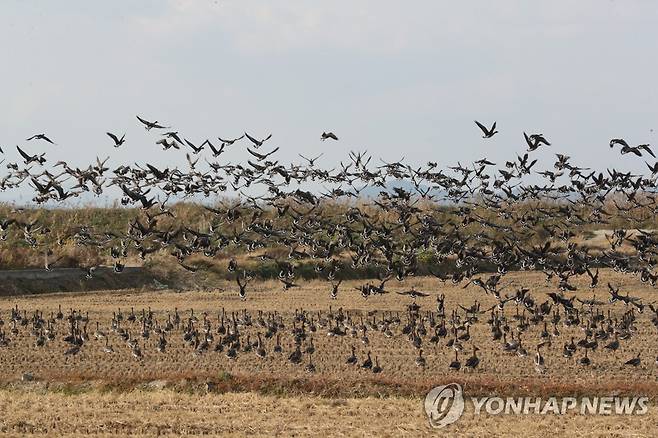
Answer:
0, 388, 654, 437
1, 269, 657, 435
1, 270, 657, 395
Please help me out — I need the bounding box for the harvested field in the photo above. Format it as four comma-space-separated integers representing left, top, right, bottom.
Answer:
0, 388, 655, 437
0, 270, 657, 395
1, 269, 658, 435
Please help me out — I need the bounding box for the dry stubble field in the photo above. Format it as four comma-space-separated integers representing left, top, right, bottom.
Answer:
1, 269, 657, 436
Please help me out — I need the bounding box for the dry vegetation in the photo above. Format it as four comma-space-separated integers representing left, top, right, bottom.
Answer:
1, 271, 658, 393
0, 270, 658, 434
0, 388, 655, 437
0, 199, 651, 274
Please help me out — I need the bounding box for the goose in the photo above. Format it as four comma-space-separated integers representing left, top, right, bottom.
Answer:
625, 353, 641, 367
273, 334, 283, 353
64, 345, 80, 357
102, 338, 114, 353
372, 356, 382, 373
106, 132, 126, 147
346, 346, 357, 365
34, 331, 46, 347
136, 115, 169, 130
26, 133, 56, 144
244, 132, 272, 148
474, 121, 498, 138
305, 353, 316, 373
217, 134, 244, 145
464, 346, 480, 370
534, 344, 546, 373
562, 342, 573, 359
94, 322, 106, 340
132, 342, 143, 360
415, 349, 426, 368
256, 333, 266, 359
449, 351, 461, 371
305, 337, 315, 355
604, 334, 619, 352
288, 345, 302, 364
361, 351, 373, 369
226, 345, 237, 359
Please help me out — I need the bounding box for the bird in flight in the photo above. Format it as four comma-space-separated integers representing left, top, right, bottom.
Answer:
524, 132, 550, 151
136, 115, 169, 130
299, 153, 323, 167
610, 138, 630, 148
474, 121, 498, 138
16, 145, 46, 165
610, 138, 655, 158
247, 147, 279, 162
321, 132, 339, 141
217, 135, 245, 146
26, 134, 56, 145
244, 132, 272, 149
106, 132, 126, 147
396, 289, 430, 300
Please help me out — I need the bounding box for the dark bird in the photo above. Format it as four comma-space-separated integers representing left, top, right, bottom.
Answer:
106, 132, 126, 147
625, 353, 641, 367
184, 139, 204, 154
396, 289, 430, 299
474, 121, 498, 138
217, 135, 245, 145
524, 132, 550, 151
247, 147, 279, 161
136, 115, 169, 130
610, 138, 630, 148
321, 132, 339, 141
16, 146, 46, 165
244, 132, 272, 148
299, 154, 324, 167
26, 133, 56, 144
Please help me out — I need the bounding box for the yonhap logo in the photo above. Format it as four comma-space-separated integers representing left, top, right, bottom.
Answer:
424, 383, 649, 428
424, 383, 465, 428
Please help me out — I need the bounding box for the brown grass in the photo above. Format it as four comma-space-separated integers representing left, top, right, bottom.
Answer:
0, 388, 654, 437
2, 269, 658, 435
1, 270, 658, 397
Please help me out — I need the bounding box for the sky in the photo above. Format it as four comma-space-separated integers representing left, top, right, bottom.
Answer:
0, 1, 657, 204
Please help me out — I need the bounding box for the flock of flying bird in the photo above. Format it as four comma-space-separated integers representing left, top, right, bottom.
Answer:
2, 116, 658, 375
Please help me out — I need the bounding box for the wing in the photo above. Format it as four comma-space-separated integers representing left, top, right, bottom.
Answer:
265, 147, 280, 157
641, 144, 656, 158
106, 132, 119, 144
247, 148, 265, 160
474, 120, 488, 133
244, 132, 260, 146
16, 146, 30, 161
136, 115, 151, 126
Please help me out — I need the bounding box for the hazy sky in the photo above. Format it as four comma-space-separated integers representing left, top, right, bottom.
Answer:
1, 1, 657, 203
